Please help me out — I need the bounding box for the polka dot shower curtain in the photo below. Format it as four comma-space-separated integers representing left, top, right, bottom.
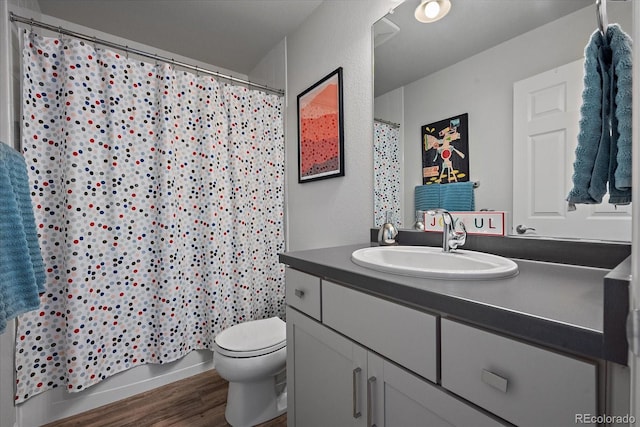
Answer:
14, 31, 285, 402
373, 121, 401, 227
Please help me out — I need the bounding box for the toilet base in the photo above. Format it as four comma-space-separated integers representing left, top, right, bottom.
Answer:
225, 374, 287, 427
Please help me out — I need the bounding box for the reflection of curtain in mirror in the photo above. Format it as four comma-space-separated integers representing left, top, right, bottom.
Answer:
374, 121, 401, 227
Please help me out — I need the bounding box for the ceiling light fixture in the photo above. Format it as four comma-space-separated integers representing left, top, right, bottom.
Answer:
414, 0, 451, 23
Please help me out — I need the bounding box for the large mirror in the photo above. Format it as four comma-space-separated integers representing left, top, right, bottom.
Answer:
373, 0, 633, 241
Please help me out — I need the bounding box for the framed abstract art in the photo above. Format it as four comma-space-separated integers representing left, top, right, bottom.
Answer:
297, 67, 344, 183
421, 113, 470, 185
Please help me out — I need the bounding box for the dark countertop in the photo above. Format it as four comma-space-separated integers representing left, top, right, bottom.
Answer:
279, 243, 630, 364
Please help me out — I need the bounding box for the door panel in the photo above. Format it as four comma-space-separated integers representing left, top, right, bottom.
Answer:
513, 59, 631, 241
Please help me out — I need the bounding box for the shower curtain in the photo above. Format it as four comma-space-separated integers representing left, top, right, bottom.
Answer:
373, 121, 401, 227
15, 31, 285, 402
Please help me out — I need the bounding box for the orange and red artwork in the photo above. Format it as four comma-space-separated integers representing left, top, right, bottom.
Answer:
297, 68, 344, 183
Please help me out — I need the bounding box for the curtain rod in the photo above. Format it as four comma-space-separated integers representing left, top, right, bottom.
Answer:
374, 118, 400, 128
9, 12, 285, 97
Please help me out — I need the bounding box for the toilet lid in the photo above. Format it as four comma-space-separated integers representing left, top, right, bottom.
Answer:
214, 317, 286, 355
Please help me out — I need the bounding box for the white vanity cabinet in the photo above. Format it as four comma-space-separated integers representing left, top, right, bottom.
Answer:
281, 242, 632, 426
286, 268, 506, 427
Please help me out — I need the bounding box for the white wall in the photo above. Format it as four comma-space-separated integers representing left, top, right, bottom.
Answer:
386, 4, 632, 227
285, 0, 399, 251
249, 38, 287, 94
374, 86, 403, 127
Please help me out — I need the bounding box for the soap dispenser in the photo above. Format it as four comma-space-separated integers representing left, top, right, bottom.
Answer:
378, 211, 398, 246
413, 210, 425, 230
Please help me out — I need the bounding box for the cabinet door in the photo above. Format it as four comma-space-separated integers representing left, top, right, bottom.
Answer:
286, 307, 367, 427
367, 352, 506, 427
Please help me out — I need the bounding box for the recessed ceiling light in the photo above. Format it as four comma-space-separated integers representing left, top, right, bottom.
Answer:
414, 0, 451, 23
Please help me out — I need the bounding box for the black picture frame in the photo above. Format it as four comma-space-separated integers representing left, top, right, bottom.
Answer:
421, 113, 470, 185
297, 67, 344, 183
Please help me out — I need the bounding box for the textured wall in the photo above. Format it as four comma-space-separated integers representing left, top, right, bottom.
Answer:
285, 0, 398, 251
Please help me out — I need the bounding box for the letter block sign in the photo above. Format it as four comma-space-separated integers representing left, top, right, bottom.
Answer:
424, 211, 506, 236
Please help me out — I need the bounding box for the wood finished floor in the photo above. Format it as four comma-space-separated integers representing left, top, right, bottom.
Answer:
43, 370, 287, 427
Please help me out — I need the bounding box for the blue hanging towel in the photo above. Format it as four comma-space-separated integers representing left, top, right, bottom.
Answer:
440, 181, 475, 211
415, 182, 475, 212
0, 142, 45, 333
610, 25, 633, 200
567, 24, 632, 209
415, 184, 440, 211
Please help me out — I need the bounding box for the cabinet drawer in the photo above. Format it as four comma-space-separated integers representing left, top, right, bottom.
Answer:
322, 280, 438, 382
441, 319, 597, 427
285, 268, 321, 321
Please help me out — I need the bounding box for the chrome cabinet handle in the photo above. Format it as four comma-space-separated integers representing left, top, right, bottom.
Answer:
515, 224, 536, 234
367, 376, 377, 427
294, 289, 305, 298
352, 367, 362, 419
481, 369, 508, 393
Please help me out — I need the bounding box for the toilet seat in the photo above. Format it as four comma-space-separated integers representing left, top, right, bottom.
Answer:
214, 317, 286, 358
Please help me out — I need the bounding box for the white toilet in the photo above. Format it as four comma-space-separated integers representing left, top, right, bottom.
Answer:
213, 316, 287, 427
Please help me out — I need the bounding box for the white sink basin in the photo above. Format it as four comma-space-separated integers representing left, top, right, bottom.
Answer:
351, 246, 518, 280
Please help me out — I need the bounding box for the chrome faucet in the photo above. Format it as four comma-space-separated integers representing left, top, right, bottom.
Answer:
426, 209, 467, 252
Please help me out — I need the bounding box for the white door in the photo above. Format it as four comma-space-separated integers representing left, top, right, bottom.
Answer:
513, 59, 631, 241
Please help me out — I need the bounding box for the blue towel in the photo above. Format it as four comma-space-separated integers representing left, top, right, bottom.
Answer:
0, 142, 45, 334
567, 24, 632, 209
415, 182, 475, 212
610, 25, 633, 196
415, 184, 440, 211
441, 181, 475, 211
